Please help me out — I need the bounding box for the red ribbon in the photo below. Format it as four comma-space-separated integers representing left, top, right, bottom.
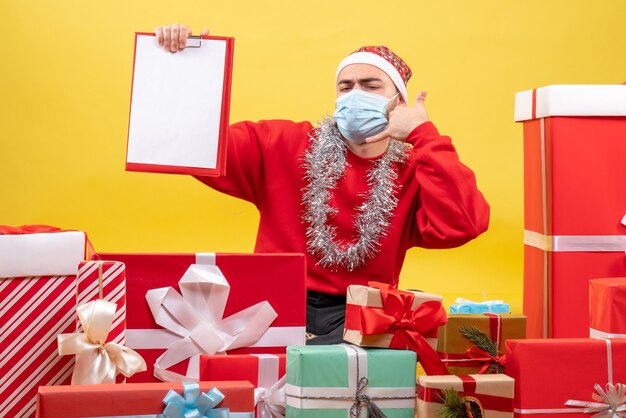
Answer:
345, 281, 449, 375
0, 224, 95, 258
418, 375, 513, 412
465, 347, 506, 374
417, 384, 513, 412
0, 225, 63, 234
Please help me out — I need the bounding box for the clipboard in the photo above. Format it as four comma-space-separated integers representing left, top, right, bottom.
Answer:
126, 32, 234, 176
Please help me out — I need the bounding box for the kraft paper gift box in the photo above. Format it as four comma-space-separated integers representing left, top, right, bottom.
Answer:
0, 225, 87, 418
590, 277, 626, 338
285, 345, 416, 418
200, 354, 286, 418
344, 282, 449, 375
93, 252, 306, 382
515, 84, 626, 338
37, 380, 255, 417
437, 314, 526, 375
416, 374, 514, 417
505, 338, 626, 417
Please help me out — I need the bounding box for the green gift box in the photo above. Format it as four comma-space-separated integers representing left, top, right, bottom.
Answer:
285, 344, 416, 418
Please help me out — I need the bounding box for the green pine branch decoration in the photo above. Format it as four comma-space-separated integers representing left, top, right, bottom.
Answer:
439, 388, 484, 418
459, 325, 504, 373
439, 388, 467, 418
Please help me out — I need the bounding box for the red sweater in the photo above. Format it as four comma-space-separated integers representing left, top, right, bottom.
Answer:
196, 120, 489, 295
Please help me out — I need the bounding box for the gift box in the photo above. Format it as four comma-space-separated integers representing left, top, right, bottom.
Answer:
76, 260, 126, 345
37, 380, 255, 417
286, 344, 416, 418
344, 282, 448, 375
0, 225, 87, 418
450, 298, 510, 314
200, 354, 286, 418
506, 338, 626, 417
437, 314, 526, 375
590, 277, 626, 338
515, 84, 626, 338
93, 252, 306, 382
416, 374, 514, 417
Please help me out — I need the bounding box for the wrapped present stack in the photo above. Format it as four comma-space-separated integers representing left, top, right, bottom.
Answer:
505, 84, 626, 417
4, 83, 626, 418
0, 226, 87, 417
514, 84, 626, 339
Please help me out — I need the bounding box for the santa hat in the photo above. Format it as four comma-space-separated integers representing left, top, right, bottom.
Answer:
336, 45, 412, 103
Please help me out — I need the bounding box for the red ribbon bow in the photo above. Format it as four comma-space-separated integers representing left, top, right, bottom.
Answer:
465, 347, 506, 374
353, 282, 449, 375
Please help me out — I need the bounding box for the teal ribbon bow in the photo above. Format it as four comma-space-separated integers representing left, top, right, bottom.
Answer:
163, 383, 230, 418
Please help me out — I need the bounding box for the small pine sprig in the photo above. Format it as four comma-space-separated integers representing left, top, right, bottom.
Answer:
439, 388, 484, 418
459, 325, 504, 373
439, 388, 467, 418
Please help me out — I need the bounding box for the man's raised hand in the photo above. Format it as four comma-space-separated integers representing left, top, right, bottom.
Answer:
155, 24, 210, 53
365, 91, 429, 143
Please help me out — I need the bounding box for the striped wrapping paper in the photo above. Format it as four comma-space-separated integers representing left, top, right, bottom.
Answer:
76, 260, 126, 346
0, 274, 77, 418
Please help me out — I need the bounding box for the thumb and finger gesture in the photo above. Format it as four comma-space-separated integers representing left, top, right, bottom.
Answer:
155, 24, 210, 53
365, 91, 429, 144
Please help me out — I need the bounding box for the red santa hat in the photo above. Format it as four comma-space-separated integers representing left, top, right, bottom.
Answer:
336, 45, 412, 103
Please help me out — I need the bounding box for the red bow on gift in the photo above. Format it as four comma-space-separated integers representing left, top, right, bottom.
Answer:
354, 282, 449, 375
465, 346, 506, 374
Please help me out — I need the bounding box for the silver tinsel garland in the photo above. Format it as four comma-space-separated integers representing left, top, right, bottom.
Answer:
302, 118, 410, 271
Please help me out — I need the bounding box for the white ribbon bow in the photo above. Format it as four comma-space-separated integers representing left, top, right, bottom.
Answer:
255, 376, 287, 418
565, 383, 626, 417
146, 263, 278, 381
58, 300, 147, 385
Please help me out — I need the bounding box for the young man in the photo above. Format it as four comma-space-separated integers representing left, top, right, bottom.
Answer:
155, 25, 490, 344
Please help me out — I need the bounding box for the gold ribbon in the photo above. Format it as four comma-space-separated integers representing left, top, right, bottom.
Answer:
58, 300, 146, 385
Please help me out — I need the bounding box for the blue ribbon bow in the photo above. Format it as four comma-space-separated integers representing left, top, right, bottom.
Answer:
163, 383, 230, 418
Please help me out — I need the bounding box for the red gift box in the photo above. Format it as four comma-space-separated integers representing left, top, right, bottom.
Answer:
37, 380, 254, 417
506, 338, 626, 417
0, 226, 88, 418
590, 277, 626, 338
200, 354, 286, 418
515, 85, 626, 338
92, 252, 306, 382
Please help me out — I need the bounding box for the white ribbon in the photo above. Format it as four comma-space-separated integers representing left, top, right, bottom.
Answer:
144, 261, 278, 382
57, 300, 146, 385
255, 376, 287, 418
253, 354, 286, 418
453, 297, 506, 313
524, 230, 626, 252
285, 344, 415, 417
591, 329, 626, 339
565, 383, 626, 417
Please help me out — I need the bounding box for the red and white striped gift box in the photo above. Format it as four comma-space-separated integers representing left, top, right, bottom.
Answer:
0, 227, 87, 418
76, 260, 126, 346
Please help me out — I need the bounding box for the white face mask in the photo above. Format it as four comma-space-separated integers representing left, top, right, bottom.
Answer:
333, 90, 399, 144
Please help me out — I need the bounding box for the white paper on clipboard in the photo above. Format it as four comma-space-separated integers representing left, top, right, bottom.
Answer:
126, 33, 232, 175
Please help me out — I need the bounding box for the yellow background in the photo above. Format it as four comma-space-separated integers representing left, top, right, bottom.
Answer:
2, 1, 625, 313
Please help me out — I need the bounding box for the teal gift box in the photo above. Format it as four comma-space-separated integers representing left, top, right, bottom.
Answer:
450, 298, 510, 314
285, 344, 416, 418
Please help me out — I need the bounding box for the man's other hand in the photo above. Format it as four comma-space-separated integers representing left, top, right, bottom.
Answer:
154, 24, 210, 53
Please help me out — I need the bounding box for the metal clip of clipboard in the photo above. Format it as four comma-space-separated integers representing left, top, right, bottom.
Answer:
186, 35, 203, 48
